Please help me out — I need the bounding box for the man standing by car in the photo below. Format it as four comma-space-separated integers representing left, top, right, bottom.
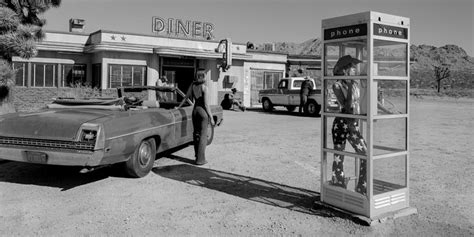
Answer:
299, 76, 313, 115
156, 76, 169, 101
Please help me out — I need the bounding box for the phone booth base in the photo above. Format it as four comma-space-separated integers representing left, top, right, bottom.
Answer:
320, 184, 417, 223
315, 189, 417, 225
320, 11, 417, 222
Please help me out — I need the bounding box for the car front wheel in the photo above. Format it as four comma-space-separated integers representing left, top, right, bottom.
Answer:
124, 138, 156, 178
305, 101, 321, 116
262, 98, 273, 112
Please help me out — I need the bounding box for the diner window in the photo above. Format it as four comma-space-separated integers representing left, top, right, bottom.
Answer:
108, 64, 147, 88
33, 63, 56, 87
12, 62, 27, 87
61, 64, 87, 87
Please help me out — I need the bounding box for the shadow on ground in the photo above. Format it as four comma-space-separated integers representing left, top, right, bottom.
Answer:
0, 161, 125, 191
0, 144, 194, 191
153, 155, 365, 224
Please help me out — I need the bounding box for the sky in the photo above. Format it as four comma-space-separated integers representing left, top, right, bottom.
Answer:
42, 0, 474, 56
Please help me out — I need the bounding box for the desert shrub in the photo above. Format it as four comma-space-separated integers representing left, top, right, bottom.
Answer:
410, 68, 473, 97
0, 59, 15, 102
57, 82, 103, 99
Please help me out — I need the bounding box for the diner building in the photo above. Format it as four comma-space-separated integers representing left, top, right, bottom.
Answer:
11, 18, 291, 111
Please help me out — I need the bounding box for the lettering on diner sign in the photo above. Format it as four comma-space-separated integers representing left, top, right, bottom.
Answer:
373, 23, 408, 39
152, 17, 215, 40
324, 24, 367, 40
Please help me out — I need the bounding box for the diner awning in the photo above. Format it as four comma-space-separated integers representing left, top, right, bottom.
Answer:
153, 47, 251, 60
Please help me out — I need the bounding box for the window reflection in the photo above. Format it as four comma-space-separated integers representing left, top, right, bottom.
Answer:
324, 40, 367, 76
373, 40, 407, 76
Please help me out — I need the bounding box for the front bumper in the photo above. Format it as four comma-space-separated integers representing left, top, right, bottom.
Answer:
0, 146, 105, 166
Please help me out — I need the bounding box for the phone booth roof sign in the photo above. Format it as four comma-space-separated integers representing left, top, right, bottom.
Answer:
322, 11, 410, 31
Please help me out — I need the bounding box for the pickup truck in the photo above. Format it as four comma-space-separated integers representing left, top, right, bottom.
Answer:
258, 77, 324, 116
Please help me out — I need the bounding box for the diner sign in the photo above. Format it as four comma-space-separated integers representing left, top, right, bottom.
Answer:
324, 23, 367, 40
374, 23, 408, 39
152, 17, 215, 40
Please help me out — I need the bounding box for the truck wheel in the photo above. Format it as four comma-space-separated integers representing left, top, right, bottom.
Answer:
305, 101, 321, 116
262, 98, 273, 112
124, 138, 156, 178
286, 106, 296, 112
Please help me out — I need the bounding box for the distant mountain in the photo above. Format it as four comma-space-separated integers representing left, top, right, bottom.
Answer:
255, 39, 474, 71
410, 44, 474, 70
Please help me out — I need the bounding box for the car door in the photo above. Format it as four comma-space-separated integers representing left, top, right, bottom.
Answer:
289, 79, 303, 105
272, 79, 290, 105
172, 103, 194, 145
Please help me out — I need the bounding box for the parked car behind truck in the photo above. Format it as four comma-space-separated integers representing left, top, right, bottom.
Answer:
258, 77, 324, 116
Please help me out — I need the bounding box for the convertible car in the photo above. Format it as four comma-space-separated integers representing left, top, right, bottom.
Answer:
0, 86, 223, 177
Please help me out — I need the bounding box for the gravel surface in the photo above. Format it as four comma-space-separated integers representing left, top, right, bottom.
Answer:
0, 96, 473, 236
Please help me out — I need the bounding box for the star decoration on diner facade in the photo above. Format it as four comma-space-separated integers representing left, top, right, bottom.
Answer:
110, 35, 116, 40
121, 36, 126, 41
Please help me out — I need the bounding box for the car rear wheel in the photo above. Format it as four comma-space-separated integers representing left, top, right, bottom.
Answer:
262, 98, 273, 112
286, 106, 296, 112
124, 138, 156, 178
305, 101, 321, 116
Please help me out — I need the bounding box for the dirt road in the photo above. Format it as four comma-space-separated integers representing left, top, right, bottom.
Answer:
0, 97, 473, 236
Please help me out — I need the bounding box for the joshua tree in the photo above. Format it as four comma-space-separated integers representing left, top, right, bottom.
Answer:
0, 0, 61, 103
433, 65, 451, 93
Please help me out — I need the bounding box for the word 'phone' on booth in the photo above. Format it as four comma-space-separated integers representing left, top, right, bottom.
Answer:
320, 11, 417, 220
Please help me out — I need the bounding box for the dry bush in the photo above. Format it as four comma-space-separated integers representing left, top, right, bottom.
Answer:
0, 60, 15, 102
56, 82, 102, 99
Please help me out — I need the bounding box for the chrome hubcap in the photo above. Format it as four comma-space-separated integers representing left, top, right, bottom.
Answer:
138, 142, 152, 167
264, 101, 270, 109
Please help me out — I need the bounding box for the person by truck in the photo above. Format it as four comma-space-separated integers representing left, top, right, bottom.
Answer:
299, 77, 314, 114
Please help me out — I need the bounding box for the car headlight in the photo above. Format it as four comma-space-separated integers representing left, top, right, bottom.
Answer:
81, 129, 97, 142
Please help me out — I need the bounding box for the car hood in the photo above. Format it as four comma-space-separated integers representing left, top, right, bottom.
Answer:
0, 109, 113, 141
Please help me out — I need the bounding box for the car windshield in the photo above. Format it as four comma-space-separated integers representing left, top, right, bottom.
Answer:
119, 86, 192, 109
47, 86, 192, 111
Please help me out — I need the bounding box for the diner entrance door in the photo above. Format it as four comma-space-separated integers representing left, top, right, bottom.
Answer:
162, 67, 195, 94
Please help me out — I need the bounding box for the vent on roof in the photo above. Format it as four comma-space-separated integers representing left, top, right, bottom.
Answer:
69, 18, 85, 33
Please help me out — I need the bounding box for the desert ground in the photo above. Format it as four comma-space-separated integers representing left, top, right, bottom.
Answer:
0, 96, 472, 236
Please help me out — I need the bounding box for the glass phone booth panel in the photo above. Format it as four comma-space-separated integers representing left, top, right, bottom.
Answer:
321, 11, 411, 219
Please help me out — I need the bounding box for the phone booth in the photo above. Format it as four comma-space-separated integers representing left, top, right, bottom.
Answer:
320, 11, 416, 220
